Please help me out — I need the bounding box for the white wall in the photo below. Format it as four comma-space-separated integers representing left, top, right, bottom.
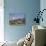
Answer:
40, 0, 46, 27
0, 0, 4, 42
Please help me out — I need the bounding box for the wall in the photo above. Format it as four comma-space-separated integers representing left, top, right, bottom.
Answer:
4, 0, 40, 42
0, 0, 4, 42
40, 0, 46, 27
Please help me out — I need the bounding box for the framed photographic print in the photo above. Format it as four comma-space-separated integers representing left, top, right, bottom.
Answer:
9, 13, 25, 25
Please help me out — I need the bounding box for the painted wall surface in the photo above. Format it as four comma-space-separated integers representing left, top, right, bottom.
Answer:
40, 0, 46, 27
0, 1, 4, 41
4, 0, 40, 42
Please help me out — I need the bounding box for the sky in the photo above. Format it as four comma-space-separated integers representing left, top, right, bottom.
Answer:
9, 13, 25, 20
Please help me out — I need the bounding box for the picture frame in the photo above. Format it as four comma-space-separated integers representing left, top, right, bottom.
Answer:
9, 13, 26, 26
